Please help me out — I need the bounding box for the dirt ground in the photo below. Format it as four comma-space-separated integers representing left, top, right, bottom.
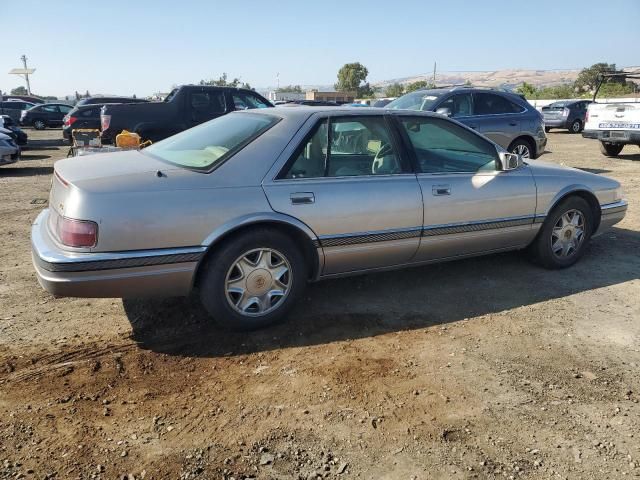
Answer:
0, 128, 638, 480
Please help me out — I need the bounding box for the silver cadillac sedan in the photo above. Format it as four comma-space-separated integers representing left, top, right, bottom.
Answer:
32, 107, 628, 329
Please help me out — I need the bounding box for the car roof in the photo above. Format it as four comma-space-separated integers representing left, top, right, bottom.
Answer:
410, 86, 523, 98
33, 103, 72, 107
242, 106, 444, 120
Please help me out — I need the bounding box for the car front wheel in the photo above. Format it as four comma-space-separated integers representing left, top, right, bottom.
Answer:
199, 228, 307, 330
33, 119, 46, 130
529, 196, 593, 269
509, 139, 534, 159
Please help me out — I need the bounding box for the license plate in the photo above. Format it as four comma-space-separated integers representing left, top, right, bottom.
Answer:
599, 122, 640, 129
609, 131, 629, 139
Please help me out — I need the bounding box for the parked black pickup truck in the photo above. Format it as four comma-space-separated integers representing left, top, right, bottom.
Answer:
100, 85, 273, 143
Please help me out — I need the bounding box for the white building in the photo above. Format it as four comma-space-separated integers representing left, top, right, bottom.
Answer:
268, 91, 306, 102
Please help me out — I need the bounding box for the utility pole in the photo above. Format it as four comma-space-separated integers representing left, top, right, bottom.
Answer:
432, 62, 436, 86
21, 55, 32, 95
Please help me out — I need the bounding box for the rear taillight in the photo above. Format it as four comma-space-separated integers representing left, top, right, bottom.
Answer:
63, 115, 77, 127
60, 218, 98, 247
100, 114, 111, 131
53, 215, 98, 247
562, 107, 570, 117
585, 109, 589, 123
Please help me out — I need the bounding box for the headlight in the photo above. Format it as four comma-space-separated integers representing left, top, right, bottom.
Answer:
0, 139, 11, 147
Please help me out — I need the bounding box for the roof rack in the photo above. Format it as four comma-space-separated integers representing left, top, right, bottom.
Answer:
593, 70, 640, 100
449, 84, 518, 93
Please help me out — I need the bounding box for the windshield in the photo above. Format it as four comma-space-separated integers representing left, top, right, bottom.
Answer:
386, 90, 444, 111
143, 113, 279, 171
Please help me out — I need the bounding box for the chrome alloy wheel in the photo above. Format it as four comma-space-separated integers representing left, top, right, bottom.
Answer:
512, 143, 531, 158
225, 248, 292, 317
551, 209, 585, 258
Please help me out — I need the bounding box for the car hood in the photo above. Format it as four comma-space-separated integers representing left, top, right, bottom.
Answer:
528, 160, 598, 179
527, 160, 620, 192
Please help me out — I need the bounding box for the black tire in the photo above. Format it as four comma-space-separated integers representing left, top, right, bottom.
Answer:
599, 142, 623, 157
569, 119, 583, 133
528, 196, 593, 269
33, 119, 46, 130
544, 126, 551, 133
199, 228, 307, 330
509, 138, 535, 159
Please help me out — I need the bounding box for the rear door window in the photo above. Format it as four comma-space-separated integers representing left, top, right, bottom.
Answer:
473, 93, 524, 115
282, 116, 404, 179
189, 91, 226, 115
41, 105, 60, 113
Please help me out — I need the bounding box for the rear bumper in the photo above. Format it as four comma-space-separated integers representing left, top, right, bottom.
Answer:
543, 118, 568, 128
595, 200, 628, 236
31, 210, 204, 298
582, 129, 640, 144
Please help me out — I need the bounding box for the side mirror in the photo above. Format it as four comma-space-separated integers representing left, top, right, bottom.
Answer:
435, 107, 452, 117
498, 151, 522, 171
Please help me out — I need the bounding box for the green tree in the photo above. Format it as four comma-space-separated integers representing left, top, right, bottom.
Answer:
335, 62, 372, 97
516, 81, 538, 98
574, 62, 623, 92
405, 80, 431, 93
276, 85, 302, 93
200, 73, 251, 89
384, 83, 404, 97
10, 86, 28, 95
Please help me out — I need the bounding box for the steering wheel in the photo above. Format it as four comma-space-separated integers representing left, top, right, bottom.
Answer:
372, 143, 394, 174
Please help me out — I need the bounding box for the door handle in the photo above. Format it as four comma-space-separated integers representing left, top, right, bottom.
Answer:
432, 185, 451, 196
290, 192, 315, 205
509, 122, 518, 126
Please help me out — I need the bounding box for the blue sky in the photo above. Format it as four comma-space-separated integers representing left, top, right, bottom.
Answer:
2, 0, 639, 97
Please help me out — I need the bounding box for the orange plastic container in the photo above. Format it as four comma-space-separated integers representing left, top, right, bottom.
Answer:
115, 130, 141, 148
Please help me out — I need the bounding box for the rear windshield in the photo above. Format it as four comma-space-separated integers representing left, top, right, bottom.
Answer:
543, 102, 567, 110
386, 90, 445, 111
143, 113, 279, 171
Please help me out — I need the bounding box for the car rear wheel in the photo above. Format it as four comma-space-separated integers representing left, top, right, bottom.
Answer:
569, 119, 583, 133
528, 196, 593, 269
33, 119, 46, 130
509, 138, 534, 159
599, 142, 624, 157
199, 228, 307, 330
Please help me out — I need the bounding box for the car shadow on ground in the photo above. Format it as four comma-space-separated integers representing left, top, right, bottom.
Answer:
0, 166, 54, 176
25, 139, 65, 149
18, 153, 51, 161
124, 227, 640, 358
619, 150, 640, 161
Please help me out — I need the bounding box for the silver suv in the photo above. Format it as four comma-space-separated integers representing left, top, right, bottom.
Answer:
387, 87, 547, 158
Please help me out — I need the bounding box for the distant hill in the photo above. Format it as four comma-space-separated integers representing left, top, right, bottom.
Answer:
373, 69, 581, 89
